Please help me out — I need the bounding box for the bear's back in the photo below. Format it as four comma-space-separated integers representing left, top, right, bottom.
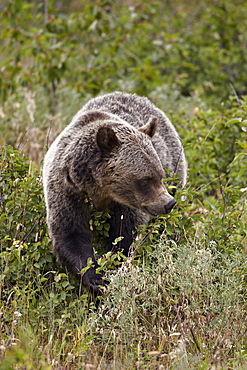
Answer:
80, 92, 186, 187
81, 92, 163, 129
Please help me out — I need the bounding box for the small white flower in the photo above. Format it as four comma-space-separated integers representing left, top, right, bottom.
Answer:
14, 311, 22, 317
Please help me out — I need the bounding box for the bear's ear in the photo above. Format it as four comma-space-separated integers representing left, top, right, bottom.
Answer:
96, 126, 120, 153
139, 116, 158, 138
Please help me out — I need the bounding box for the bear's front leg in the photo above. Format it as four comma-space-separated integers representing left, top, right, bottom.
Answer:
46, 193, 104, 295
106, 204, 145, 256
53, 230, 104, 296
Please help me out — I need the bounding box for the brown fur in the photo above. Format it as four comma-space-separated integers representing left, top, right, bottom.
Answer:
43, 92, 187, 295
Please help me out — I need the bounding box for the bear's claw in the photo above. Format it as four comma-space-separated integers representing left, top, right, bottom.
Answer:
82, 267, 106, 297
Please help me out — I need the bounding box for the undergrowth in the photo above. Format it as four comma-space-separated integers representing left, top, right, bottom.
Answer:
1, 109, 247, 368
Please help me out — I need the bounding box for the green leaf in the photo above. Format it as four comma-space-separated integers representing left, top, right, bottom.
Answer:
226, 118, 242, 125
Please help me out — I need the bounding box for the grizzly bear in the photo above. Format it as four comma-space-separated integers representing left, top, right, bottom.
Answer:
43, 92, 187, 295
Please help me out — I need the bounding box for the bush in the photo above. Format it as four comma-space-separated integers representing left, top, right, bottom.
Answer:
0, 146, 53, 284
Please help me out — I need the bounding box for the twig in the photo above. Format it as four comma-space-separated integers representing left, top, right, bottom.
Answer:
16, 123, 34, 151
130, 216, 158, 259
43, 0, 48, 25
229, 82, 241, 106
46, 124, 52, 150
190, 327, 201, 353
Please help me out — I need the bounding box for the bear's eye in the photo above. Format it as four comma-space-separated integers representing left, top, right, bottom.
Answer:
141, 177, 153, 185
137, 177, 153, 193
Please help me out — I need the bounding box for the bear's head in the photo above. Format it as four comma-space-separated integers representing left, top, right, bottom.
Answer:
94, 116, 176, 216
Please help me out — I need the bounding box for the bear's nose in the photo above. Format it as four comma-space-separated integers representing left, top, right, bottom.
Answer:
164, 199, 176, 214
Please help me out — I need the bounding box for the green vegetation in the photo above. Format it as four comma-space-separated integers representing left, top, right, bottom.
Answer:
1, 0, 247, 368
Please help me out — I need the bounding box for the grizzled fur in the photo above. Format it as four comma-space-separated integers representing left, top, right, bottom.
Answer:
43, 92, 187, 295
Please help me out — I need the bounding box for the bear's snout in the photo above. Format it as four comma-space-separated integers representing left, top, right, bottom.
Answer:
164, 198, 176, 214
